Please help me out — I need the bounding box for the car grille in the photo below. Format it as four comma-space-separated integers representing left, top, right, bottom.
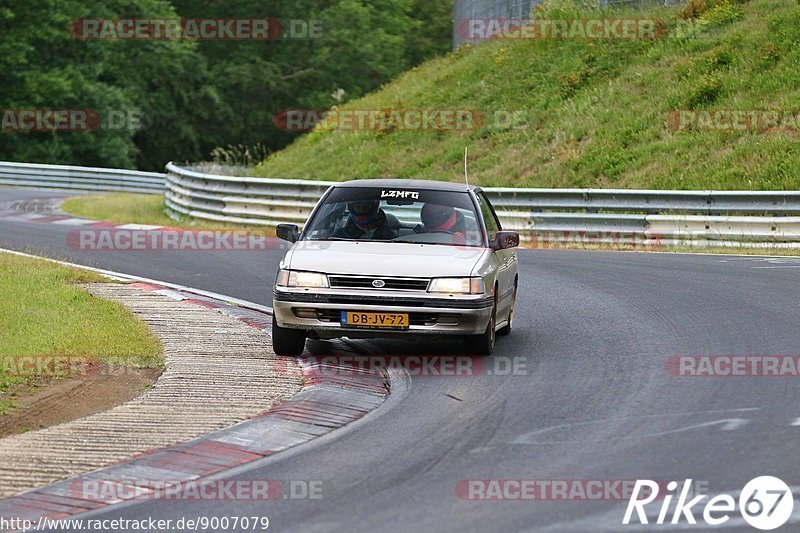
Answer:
274, 290, 494, 309
328, 275, 430, 291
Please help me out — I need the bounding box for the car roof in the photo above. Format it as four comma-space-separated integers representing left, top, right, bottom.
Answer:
334, 178, 479, 192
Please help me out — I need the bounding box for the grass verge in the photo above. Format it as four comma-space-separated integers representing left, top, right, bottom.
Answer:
62, 193, 275, 234
254, 0, 800, 191
0, 253, 163, 399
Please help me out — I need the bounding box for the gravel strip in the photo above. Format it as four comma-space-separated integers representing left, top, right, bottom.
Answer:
0, 283, 303, 498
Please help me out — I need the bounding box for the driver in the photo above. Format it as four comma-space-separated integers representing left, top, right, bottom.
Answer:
418, 203, 466, 234
414, 203, 469, 244
332, 200, 398, 240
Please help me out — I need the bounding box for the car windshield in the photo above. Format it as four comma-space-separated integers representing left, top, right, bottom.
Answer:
302, 186, 484, 247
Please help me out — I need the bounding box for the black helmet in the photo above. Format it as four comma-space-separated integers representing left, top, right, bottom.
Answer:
347, 200, 380, 228
421, 203, 456, 230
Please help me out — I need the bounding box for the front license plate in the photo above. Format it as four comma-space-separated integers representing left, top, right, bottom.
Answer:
341, 311, 409, 329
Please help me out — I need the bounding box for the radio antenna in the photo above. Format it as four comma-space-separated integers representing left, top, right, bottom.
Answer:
464, 147, 470, 187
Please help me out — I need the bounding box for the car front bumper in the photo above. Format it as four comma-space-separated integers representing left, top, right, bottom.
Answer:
273, 288, 493, 337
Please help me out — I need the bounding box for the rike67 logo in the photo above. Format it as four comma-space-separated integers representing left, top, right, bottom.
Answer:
623, 477, 794, 530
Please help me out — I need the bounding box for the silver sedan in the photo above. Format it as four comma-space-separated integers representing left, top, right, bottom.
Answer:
272, 179, 519, 356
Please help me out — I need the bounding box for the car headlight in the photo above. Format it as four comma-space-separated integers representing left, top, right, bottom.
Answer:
428, 277, 485, 295
276, 269, 329, 288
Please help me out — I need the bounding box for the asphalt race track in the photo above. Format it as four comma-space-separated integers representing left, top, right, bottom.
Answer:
2, 188, 800, 532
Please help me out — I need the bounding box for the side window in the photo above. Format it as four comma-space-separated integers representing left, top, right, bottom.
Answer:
477, 192, 501, 239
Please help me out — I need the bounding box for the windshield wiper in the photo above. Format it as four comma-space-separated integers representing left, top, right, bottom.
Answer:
308, 237, 382, 242
391, 239, 481, 248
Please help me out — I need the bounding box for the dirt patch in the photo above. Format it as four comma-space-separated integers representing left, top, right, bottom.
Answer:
0, 366, 163, 438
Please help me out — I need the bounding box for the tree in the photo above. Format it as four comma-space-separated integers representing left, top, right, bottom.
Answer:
0, 0, 455, 169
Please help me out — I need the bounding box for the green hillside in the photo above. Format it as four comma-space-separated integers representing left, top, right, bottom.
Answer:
254, 0, 800, 190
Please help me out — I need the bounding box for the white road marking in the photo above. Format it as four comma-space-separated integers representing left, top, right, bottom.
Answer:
721, 257, 800, 262
0, 247, 274, 314
153, 288, 190, 301
12, 213, 49, 220
638, 418, 749, 438
716, 255, 800, 267
791, 417, 800, 426
512, 409, 758, 445
749, 258, 800, 268
50, 217, 95, 225
114, 223, 165, 230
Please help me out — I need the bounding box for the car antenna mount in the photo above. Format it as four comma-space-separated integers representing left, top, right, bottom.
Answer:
464, 147, 470, 187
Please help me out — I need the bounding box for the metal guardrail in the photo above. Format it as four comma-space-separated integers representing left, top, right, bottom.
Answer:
484, 187, 800, 216
0, 161, 165, 194
165, 163, 800, 247
1, 160, 797, 248
165, 162, 330, 226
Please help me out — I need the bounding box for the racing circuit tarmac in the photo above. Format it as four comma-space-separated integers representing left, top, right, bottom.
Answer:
2, 188, 800, 531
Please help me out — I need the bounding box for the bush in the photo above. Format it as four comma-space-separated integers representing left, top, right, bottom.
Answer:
701, 1, 745, 26
707, 47, 735, 70
760, 43, 781, 63
680, 0, 709, 19
680, 0, 749, 20
686, 74, 723, 108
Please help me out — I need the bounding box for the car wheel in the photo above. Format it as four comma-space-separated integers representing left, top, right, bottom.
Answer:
272, 315, 307, 356
464, 299, 496, 356
497, 285, 516, 336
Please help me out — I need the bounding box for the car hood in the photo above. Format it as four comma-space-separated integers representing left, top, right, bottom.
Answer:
286, 240, 487, 278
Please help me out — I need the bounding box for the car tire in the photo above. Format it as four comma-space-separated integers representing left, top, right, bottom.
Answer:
464, 299, 496, 356
272, 315, 306, 356
497, 284, 516, 337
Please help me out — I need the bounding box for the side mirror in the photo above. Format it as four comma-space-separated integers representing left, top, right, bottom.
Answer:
276, 223, 300, 243
493, 231, 519, 250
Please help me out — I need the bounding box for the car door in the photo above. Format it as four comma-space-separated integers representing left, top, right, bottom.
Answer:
476, 191, 514, 318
